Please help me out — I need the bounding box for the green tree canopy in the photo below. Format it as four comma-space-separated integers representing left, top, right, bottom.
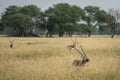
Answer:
6, 13, 33, 36
45, 3, 84, 37
1, 5, 43, 36
20, 4, 42, 18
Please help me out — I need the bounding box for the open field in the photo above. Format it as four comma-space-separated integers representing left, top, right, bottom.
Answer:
0, 36, 120, 80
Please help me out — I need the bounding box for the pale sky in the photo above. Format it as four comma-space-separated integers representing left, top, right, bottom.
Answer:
0, 0, 120, 16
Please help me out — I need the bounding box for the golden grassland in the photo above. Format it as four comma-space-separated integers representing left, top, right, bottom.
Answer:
0, 36, 120, 80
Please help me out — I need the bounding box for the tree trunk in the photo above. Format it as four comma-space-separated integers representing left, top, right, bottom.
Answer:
46, 32, 48, 37
59, 31, 64, 37
111, 23, 116, 38
111, 28, 115, 38
111, 33, 114, 38
88, 32, 91, 37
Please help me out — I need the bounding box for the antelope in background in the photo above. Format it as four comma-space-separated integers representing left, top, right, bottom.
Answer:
8, 39, 15, 48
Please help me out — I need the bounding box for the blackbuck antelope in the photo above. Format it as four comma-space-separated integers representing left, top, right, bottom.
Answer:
72, 45, 89, 67
8, 39, 15, 48
67, 37, 89, 67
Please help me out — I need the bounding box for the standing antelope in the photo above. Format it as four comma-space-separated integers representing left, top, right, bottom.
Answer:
8, 39, 15, 48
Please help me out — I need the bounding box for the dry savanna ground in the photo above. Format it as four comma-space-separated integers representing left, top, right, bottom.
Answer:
0, 36, 120, 80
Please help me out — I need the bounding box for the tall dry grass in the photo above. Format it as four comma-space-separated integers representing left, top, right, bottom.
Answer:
0, 37, 120, 80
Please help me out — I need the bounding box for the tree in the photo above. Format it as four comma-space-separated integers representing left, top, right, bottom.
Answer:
78, 24, 87, 35
1, 5, 21, 28
116, 23, 120, 34
83, 6, 99, 37
95, 10, 109, 34
5, 13, 32, 36
1, 5, 43, 36
20, 5, 43, 35
84, 6, 100, 15
1, 5, 20, 17
64, 23, 78, 37
83, 15, 96, 37
0, 19, 4, 31
20, 5, 42, 18
107, 9, 120, 38
45, 3, 84, 37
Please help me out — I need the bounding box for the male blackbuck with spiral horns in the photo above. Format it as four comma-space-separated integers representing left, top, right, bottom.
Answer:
67, 37, 89, 67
